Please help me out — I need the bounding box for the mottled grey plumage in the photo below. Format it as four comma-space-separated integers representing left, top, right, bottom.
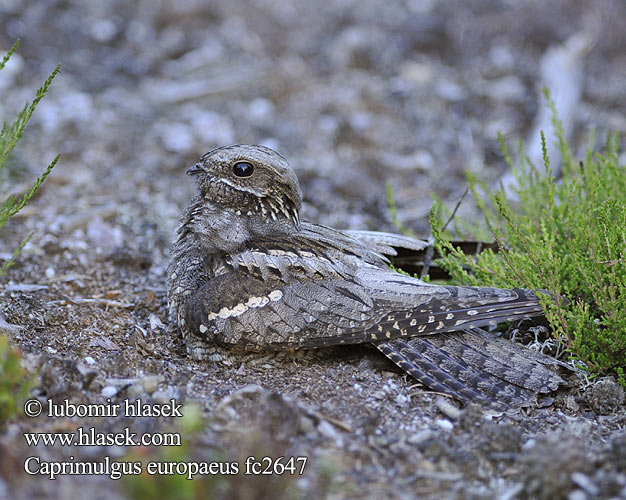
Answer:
168, 144, 564, 409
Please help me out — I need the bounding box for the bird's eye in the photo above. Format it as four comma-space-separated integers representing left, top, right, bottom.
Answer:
232, 161, 254, 177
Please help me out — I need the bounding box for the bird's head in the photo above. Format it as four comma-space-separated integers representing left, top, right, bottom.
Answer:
187, 144, 302, 225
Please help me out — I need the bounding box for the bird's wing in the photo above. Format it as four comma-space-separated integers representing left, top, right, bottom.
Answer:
341, 229, 429, 256
185, 266, 382, 351
295, 223, 389, 264
185, 233, 546, 351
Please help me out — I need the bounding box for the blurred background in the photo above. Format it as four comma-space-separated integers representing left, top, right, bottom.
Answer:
0, 0, 625, 265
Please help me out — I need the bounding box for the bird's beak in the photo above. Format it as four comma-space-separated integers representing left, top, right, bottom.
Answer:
186, 163, 203, 176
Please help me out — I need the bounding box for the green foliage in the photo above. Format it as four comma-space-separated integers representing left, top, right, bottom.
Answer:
123, 405, 297, 500
0, 40, 60, 276
123, 403, 341, 500
123, 405, 227, 500
0, 335, 33, 428
430, 89, 626, 386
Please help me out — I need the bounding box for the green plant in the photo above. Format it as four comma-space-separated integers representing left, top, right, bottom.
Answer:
123, 405, 227, 500
0, 335, 33, 426
429, 90, 626, 386
123, 404, 312, 500
0, 40, 60, 276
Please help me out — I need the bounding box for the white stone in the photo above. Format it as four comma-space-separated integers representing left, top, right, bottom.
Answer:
101, 386, 118, 398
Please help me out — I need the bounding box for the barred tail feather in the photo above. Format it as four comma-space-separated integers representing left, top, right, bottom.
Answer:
375, 333, 559, 409
376, 339, 496, 406
427, 328, 564, 393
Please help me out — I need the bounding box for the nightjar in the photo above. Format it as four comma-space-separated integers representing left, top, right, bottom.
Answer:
168, 144, 565, 409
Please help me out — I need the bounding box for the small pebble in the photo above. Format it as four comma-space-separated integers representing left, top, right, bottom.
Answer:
436, 398, 461, 420
101, 386, 118, 398
385, 379, 398, 391
435, 419, 454, 431
571, 472, 599, 496
372, 390, 386, 400
395, 394, 409, 406
149, 313, 166, 331
151, 390, 170, 405
298, 415, 315, 435
317, 420, 342, 446
141, 375, 162, 395
567, 490, 588, 500
127, 384, 144, 398
407, 429, 435, 445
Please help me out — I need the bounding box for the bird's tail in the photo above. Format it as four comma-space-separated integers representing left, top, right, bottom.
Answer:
376, 327, 565, 410
373, 287, 554, 339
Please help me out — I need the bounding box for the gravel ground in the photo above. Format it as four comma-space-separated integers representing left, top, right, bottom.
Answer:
1, 1, 625, 499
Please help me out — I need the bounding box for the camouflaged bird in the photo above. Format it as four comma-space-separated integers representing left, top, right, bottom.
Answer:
168, 144, 565, 409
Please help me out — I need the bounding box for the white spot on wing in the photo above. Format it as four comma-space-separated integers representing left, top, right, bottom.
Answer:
246, 296, 264, 307
231, 303, 249, 317
268, 290, 283, 301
